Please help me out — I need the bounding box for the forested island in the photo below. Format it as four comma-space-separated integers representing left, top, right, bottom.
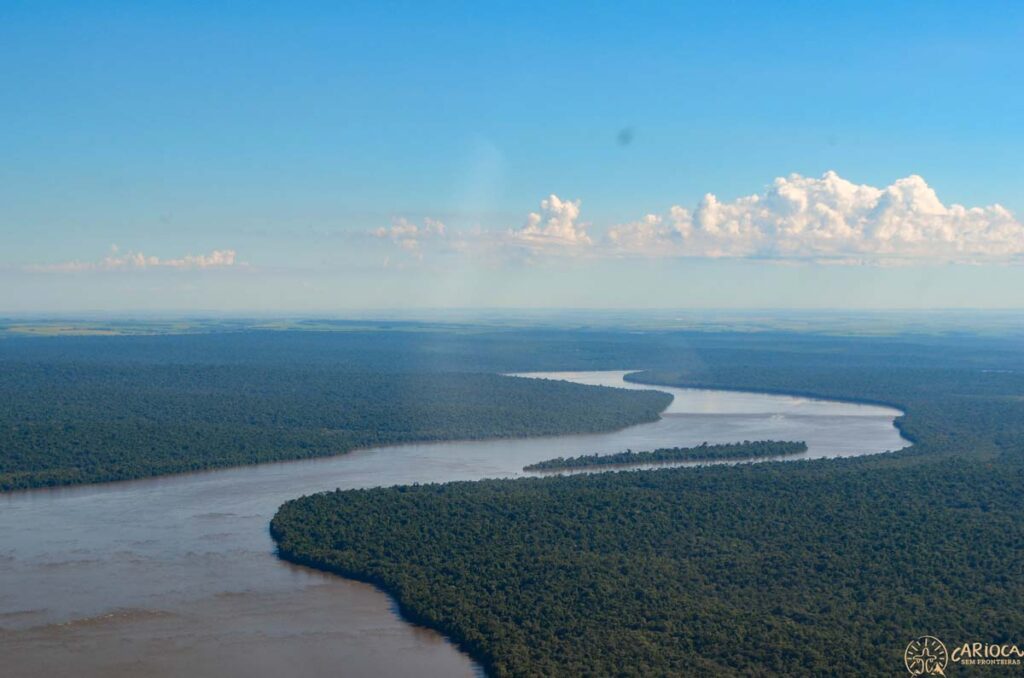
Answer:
272, 343, 1024, 677
523, 440, 807, 471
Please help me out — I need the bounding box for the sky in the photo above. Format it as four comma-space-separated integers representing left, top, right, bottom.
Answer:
2, 1, 1024, 312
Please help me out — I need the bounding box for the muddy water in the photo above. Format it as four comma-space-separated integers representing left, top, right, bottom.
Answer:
0, 371, 908, 677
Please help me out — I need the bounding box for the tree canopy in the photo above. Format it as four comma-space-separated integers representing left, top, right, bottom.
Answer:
523, 440, 807, 471
272, 347, 1024, 676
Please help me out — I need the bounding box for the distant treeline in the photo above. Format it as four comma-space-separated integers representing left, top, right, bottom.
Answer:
524, 440, 807, 471
5, 325, 1022, 374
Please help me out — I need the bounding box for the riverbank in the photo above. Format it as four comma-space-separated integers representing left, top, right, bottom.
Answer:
2, 372, 907, 677
266, 367, 1023, 676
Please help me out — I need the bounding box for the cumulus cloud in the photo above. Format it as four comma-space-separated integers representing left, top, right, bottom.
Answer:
372, 172, 1024, 265
608, 172, 1024, 262
510, 194, 591, 247
373, 197, 592, 261
26, 247, 240, 272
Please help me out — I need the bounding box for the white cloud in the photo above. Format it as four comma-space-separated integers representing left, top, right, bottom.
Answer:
26, 248, 239, 272
373, 217, 447, 252
604, 172, 1024, 262
510, 195, 591, 247
161, 249, 238, 268
372, 172, 1024, 265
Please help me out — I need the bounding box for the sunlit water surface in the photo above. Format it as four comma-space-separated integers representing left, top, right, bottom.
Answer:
0, 371, 907, 677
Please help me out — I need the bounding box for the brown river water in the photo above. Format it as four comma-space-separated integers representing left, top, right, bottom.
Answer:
0, 371, 909, 677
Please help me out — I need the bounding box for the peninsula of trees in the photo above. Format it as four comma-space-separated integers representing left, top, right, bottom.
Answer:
0, 360, 670, 491
523, 440, 807, 471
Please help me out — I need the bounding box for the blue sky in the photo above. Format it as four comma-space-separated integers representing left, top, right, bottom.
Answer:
2, 1, 1024, 311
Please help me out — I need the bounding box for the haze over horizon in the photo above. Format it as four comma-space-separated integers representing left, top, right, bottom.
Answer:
4, 3, 1024, 312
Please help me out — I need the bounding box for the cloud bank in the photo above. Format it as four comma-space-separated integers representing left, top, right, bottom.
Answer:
27, 247, 239, 273
608, 171, 1024, 262
379, 172, 1024, 264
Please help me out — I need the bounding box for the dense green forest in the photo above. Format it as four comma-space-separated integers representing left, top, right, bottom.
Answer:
272, 346, 1024, 676
6, 323, 1024, 672
0, 366, 669, 491
10, 322, 1020, 491
523, 440, 807, 471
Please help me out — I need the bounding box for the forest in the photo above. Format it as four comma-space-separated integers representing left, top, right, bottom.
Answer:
523, 440, 807, 471
0, 365, 669, 491
5, 324, 1024, 673
271, 334, 1024, 676
11, 322, 1014, 491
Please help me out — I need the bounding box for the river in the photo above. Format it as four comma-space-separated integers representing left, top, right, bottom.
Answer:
0, 371, 908, 677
